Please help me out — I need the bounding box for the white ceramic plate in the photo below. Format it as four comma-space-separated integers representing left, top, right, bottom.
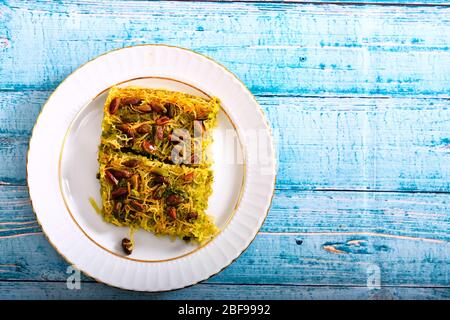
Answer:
27, 45, 276, 291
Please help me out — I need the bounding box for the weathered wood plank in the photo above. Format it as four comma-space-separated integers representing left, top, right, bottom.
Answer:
264, 96, 450, 191
0, 231, 448, 286
1, 1, 450, 96
80, 1, 450, 6
264, 190, 450, 241
0, 186, 40, 238
2, 186, 448, 241
1, 281, 449, 300
197, 0, 450, 5
2, 91, 449, 191
0, 137, 28, 185
0, 186, 448, 286
0, 91, 48, 137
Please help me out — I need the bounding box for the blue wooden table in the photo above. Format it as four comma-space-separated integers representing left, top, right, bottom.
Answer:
0, 0, 449, 300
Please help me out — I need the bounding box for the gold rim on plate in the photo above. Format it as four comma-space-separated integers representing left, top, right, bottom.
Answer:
58, 76, 247, 263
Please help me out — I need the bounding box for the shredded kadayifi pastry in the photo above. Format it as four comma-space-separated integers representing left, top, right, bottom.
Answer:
96, 86, 220, 254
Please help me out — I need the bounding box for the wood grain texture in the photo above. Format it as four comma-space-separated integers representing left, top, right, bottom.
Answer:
1, 91, 449, 191
1, 186, 448, 241
1, 1, 450, 96
1, 282, 449, 300
0, 91, 47, 137
0, 137, 28, 185
0, 186, 448, 287
82, 1, 450, 6
200, 0, 450, 5
1, 229, 449, 286
264, 190, 450, 241
264, 96, 450, 191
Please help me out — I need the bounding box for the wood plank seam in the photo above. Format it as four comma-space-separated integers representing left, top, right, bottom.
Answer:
68, 0, 450, 8
207, 1, 450, 7
0, 279, 449, 289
